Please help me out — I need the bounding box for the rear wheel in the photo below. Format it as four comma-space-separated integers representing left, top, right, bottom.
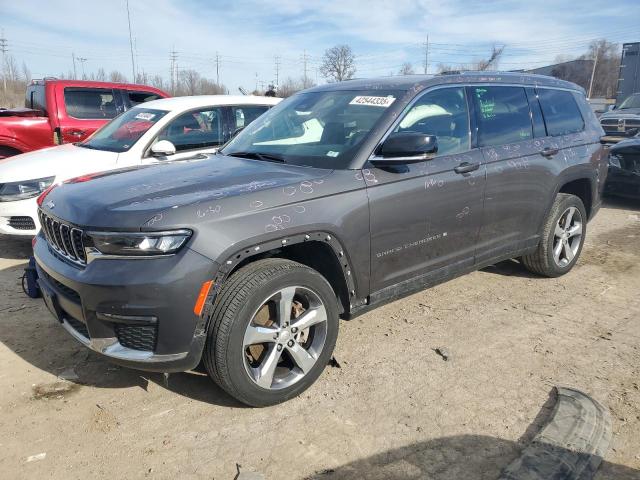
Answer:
522, 193, 587, 277
203, 258, 339, 407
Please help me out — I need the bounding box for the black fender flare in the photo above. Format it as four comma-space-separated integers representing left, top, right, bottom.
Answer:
195, 230, 358, 335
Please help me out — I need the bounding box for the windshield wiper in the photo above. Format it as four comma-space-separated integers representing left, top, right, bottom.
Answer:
227, 151, 286, 163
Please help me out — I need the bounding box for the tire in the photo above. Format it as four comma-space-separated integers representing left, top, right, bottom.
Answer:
0, 146, 21, 160
522, 193, 587, 277
203, 258, 339, 407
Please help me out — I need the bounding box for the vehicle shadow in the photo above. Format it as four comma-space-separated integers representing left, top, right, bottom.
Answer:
603, 195, 640, 212
0, 234, 32, 260
480, 258, 540, 278
0, 295, 244, 408
303, 434, 640, 480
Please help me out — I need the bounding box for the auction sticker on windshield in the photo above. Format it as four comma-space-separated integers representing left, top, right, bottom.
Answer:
135, 112, 156, 121
349, 96, 396, 107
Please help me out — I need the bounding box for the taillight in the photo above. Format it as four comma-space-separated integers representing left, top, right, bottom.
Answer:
36, 183, 57, 206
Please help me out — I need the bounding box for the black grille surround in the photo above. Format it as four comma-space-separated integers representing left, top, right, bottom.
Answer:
8, 216, 36, 230
65, 316, 90, 339
38, 209, 87, 265
114, 324, 158, 352
40, 270, 81, 303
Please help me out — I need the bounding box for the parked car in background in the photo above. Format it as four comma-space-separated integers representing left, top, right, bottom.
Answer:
605, 136, 640, 199
600, 93, 640, 143
34, 73, 606, 407
0, 95, 280, 235
0, 78, 169, 159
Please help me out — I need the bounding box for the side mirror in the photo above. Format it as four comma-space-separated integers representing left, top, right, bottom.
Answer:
371, 133, 438, 166
150, 140, 176, 157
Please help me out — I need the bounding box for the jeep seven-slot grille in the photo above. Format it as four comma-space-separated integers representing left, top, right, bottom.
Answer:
38, 210, 87, 265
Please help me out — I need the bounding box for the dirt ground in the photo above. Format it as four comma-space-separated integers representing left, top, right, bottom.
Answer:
0, 199, 639, 480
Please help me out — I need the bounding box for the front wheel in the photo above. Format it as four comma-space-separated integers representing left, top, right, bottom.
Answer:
522, 193, 587, 277
203, 258, 339, 407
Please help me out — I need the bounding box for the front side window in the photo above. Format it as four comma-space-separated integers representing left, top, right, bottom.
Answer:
394, 87, 470, 156
64, 88, 117, 119
222, 89, 401, 168
472, 86, 533, 147
232, 105, 270, 130
537, 89, 585, 136
157, 107, 225, 152
79, 108, 169, 152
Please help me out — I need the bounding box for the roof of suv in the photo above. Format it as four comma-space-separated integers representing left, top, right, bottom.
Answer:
307, 71, 584, 94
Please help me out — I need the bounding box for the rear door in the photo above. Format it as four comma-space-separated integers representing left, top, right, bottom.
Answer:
472, 85, 555, 264
59, 87, 118, 143
367, 86, 486, 294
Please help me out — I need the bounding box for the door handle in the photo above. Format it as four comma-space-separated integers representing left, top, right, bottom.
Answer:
540, 147, 559, 158
454, 162, 480, 174
68, 130, 86, 137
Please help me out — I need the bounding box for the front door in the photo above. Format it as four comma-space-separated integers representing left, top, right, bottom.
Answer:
366, 86, 486, 295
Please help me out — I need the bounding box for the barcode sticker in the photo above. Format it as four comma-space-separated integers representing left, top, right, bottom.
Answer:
349, 96, 396, 107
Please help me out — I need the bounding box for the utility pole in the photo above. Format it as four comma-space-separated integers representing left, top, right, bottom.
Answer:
215, 51, 220, 86
125, 0, 136, 81
72, 52, 77, 79
301, 50, 311, 86
169, 49, 178, 94
0, 29, 8, 92
77, 57, 87, 79
422, 35, 429, 74
274, 55, 280, 89
588, 45, 600, 99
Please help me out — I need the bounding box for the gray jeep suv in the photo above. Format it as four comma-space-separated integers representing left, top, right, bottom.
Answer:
34, 73, 607, 406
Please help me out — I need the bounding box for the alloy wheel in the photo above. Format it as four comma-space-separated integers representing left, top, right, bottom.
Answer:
242, 286, 328, 390
552, 206, 583, 267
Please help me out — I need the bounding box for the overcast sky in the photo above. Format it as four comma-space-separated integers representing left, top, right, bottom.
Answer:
1, 0, 638, 92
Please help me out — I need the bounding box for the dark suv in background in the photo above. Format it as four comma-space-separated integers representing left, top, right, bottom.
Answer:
34, 72, 607, 406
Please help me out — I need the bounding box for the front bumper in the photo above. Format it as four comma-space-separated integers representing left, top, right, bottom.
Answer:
0, 197, 40, 236
34, 234, 218, 372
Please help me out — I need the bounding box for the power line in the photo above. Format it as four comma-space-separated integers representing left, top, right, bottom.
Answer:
301, 49, 311, 86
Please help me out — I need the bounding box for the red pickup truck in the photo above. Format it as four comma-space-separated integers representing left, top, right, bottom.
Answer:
0, 79, 169, 159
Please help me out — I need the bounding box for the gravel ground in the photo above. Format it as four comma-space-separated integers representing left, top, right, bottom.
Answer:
0, 199, 639, 480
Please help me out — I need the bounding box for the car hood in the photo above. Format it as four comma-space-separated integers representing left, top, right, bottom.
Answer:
41, 153, 334, 229
600, 108, 640, 120
0, 144, 118, 183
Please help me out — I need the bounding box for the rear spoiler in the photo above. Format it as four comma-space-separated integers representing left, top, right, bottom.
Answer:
0, 108, 43, 118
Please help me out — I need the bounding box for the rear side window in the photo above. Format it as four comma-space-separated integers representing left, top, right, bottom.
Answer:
472, 86, 533, 146
64, 88, 116, 119
158, 107, 225, 151
232, 105, 270, 130
127, 91, 163, 106
537, 89, 584, 136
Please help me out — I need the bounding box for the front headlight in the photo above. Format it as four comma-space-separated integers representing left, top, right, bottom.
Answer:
86, 229, 192, 256
608, 154, 622, 168
0, 176, 55, 202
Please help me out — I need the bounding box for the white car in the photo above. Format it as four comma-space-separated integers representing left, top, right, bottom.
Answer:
0, 95, 280, 236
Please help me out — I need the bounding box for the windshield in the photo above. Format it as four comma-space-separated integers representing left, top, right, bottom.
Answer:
221, 89, 401, 168
619, 94, 640, 110
79, 108, 169, 152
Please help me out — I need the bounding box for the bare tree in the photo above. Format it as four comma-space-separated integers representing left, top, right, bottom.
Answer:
95, 68, 106, 81
398, 62, 414, 75
581, 39, 620, 97
178, 69, 200, 95
320, 45, 356, 82
474, 45, 505, 71
150, 74, 165, 91
21, 62, 31, 83
277, 76, 313, 97
109, 70, 127, 83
